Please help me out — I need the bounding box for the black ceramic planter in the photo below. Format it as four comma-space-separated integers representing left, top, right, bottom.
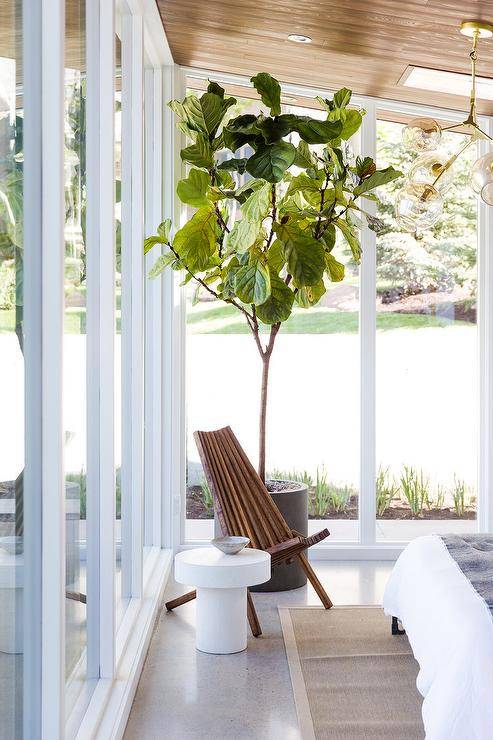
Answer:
250, 480, 308, 592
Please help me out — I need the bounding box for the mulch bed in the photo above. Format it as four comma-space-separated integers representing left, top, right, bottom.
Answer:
186, 487, 476, 521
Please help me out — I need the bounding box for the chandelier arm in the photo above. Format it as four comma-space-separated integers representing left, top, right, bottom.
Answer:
431, 138, 475, 189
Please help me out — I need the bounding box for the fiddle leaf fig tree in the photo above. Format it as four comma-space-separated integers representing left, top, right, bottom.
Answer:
145, 74, 402, 481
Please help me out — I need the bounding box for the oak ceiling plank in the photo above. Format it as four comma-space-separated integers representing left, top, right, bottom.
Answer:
158, 0, 493, 114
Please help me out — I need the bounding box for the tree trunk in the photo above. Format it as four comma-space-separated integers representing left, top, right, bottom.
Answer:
258, 353, 271, 482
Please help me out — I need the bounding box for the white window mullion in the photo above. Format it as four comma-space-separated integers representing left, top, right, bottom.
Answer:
477, 115, 493, 533
144, 66, 163, 549
162, 64, 186, 550
86, 0, 116, 680
121, 11, 144, 598
359, 101, 377, 546
130, 13, 145, 594
40, 0, 66, 734
23, 0, 43, 734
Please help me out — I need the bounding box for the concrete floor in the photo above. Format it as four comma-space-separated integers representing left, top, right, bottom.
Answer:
124, 560, 394, 740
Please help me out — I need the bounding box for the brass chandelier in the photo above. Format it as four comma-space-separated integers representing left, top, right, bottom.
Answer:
395, 20, 493, 232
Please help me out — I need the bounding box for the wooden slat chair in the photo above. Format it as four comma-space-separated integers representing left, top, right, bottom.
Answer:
166, 426, 333, 636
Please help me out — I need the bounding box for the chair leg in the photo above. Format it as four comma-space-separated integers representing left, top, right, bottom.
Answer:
247, 589, 262, 637
298, 552, 333, 609
165, 589, 196, 611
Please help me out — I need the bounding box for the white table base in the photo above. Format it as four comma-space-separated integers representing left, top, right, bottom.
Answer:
196, 586, 247, 654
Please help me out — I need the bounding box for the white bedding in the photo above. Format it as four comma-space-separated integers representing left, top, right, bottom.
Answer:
383, 534, 493, 740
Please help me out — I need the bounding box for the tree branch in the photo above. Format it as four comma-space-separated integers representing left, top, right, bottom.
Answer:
265, 183, 277, 250
168, 245, 254, 323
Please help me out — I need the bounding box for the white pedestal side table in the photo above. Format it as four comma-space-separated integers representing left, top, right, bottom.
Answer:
174, 547, 270, 654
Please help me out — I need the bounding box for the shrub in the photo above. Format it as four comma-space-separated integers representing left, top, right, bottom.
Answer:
399, 466, 430, 517
267, 468, 313, 487
329, 483, 352, 514
311, 466, 330, 517
376, 465, 399, 517
200, 476, 214, 514
451, 476, 468, 517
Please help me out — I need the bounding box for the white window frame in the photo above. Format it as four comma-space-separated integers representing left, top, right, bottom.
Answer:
20, 0, 175, 737
177, 66, 493, 559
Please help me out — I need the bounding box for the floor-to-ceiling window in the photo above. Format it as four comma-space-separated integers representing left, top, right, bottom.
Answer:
184, 88, 361, 542
0, 1, 24, 734
182, 76, 487, 548
0, 0, 171, 736
375, 116, 478, 541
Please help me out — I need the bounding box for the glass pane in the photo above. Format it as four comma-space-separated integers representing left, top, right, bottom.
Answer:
375, 116, 478, 541
114, 34, 124, 618
185, 91, 360, 542
64, 0, 87, 711
0, 1, 23, 733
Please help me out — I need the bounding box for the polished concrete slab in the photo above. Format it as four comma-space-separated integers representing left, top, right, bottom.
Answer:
124, 561, 394, 740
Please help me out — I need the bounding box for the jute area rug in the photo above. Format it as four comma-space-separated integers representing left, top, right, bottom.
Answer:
279, 606, 425, 740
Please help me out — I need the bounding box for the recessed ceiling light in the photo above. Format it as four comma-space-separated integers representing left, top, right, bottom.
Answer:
287, 34, 312, 44
400, 65, 493, 101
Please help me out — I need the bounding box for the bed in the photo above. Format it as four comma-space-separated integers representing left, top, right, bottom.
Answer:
383, 534, 493, 740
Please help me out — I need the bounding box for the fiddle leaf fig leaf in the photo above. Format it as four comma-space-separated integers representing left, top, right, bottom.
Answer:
180, 135, 213, 169
322, 223, 336, 251
256, 272, 294, 324
246, 141, 296, 183
296, 280, 326, 308
173, 206, 217, 272
235, 261, 271, 305
266, 239, 285, 274
294, 117, 343, 145
176, 168, 210, 207
179, 93, 235, 138
340, 109, 363, 140
333, 87, 352, 109
335, 218, 361, 262
257, 116, 293, 143
148, 251, 177, 278
250, 72, 281, 116
217, 157, 248, 174
224, 219, 261, 255
274, 222, 325, 287
207, 80, 225, 98
293, 140, 314, 169
353, 166, 402, 196
214, 169, 234, 189
144, 219, 172, 254
286, 172, 324, 197
242, 182, 271, 222
157, 219, 172, 241
325, 252, 345, 282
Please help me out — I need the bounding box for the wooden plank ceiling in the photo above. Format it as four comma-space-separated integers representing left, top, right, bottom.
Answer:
156, 0, 493, 115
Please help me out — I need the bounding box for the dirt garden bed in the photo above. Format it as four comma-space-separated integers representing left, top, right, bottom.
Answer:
186, 486, 476, 521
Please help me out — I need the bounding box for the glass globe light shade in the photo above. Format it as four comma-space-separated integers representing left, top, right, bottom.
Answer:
395, 182, 443, 231
407, 152, 453, 193
402, 117, 442, 152
471, 152, 493, 205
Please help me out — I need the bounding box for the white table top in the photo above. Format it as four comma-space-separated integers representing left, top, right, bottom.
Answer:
175, 547, 270, 589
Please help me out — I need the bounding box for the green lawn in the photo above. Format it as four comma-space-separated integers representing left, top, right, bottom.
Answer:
0, 308, 122, 334
187, 303, 471, 335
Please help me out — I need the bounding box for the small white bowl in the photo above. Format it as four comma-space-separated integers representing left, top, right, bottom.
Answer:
211, 536, 250, 555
